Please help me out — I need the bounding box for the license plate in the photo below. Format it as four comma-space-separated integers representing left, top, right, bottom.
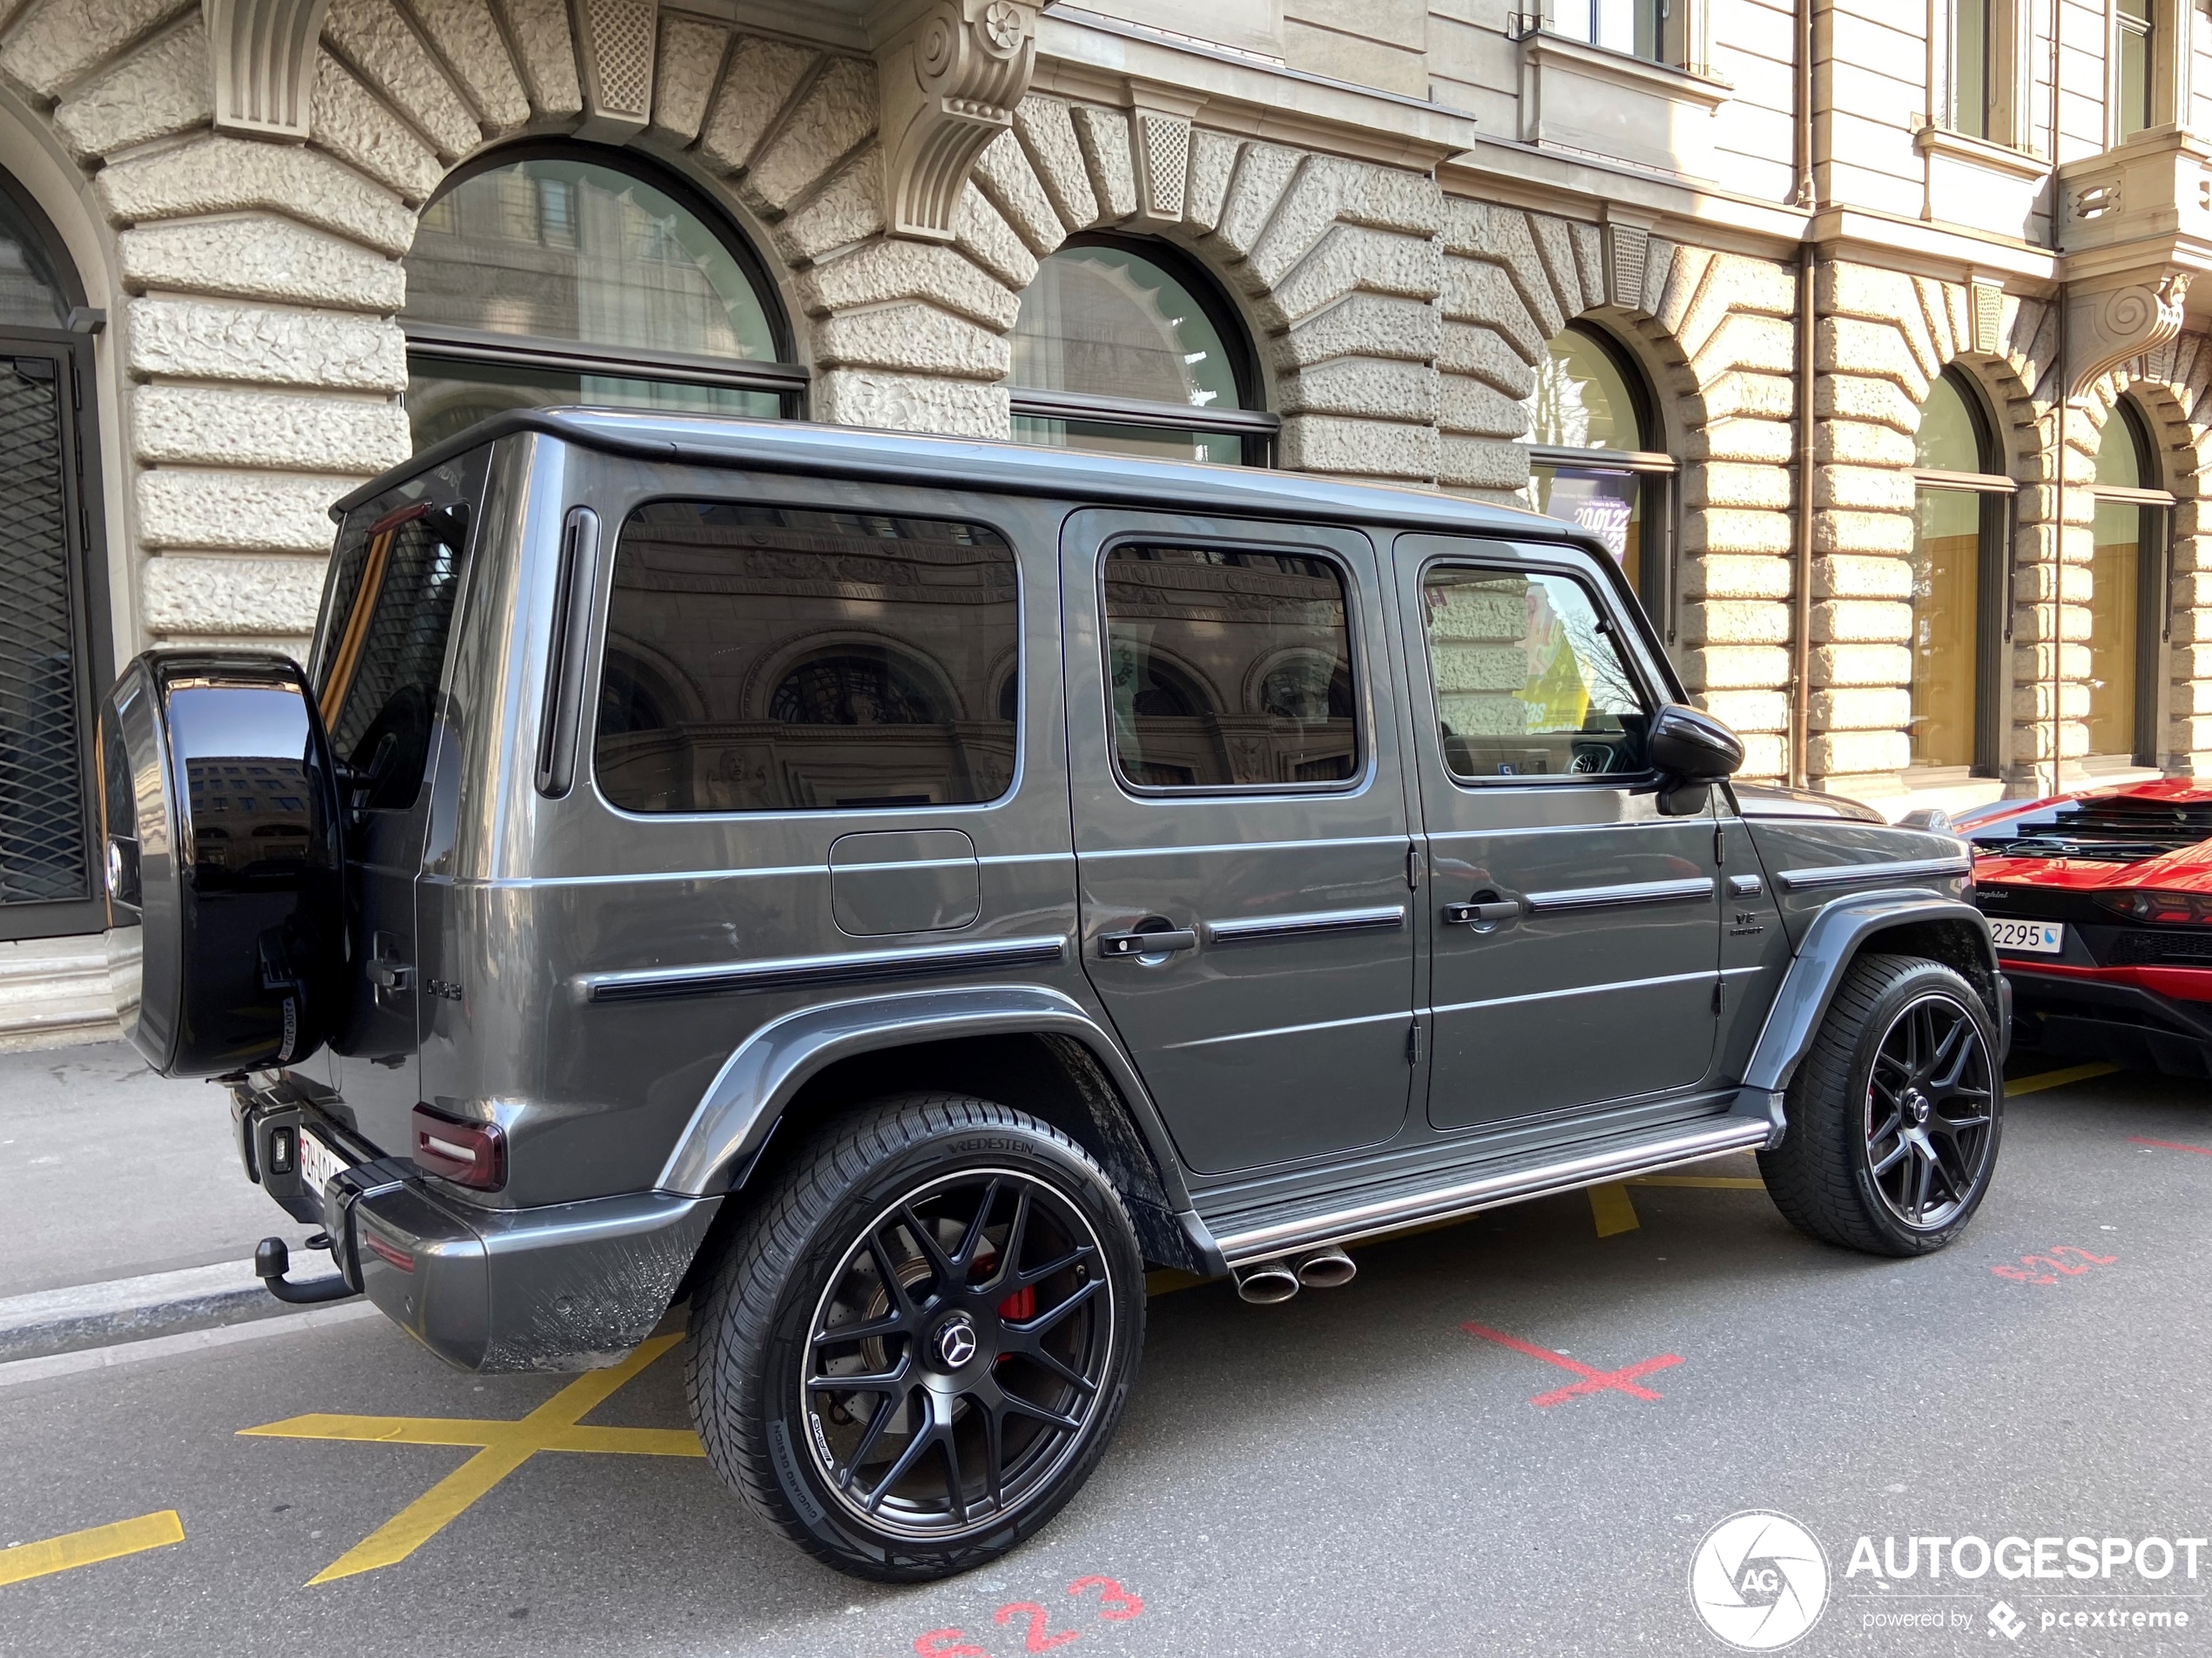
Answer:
298, 1127, 347, 1219
1991, 919, 2064, 955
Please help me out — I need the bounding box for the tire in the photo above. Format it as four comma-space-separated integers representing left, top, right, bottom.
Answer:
1758, 954, 2004, 1257
685, 1094, 1146, 1581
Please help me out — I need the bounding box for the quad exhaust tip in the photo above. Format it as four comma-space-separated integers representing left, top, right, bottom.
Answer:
1231, 1259, 1300, 1304
1294, 1246, 1357, 1290
1232, 1247, 1357, 1304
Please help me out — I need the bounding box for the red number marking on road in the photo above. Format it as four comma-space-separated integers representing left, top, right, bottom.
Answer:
900, 1577, 1144, 1656
995, 1602, 1081, 1652
2130, 1136, 2212, 1156
1990, 1245, 2118, 1284
1460, 1320, 1683, 1406
1069, 1575, 1144, 1621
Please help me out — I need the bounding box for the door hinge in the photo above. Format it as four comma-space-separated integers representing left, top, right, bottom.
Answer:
1714, 823, 1726, 866
1712, 980, 1725, 1015
1406, 844, 1420, 891
1406, 1021, 1423, 1065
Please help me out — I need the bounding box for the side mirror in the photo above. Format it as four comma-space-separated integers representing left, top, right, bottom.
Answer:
1647, 703, 1743, 785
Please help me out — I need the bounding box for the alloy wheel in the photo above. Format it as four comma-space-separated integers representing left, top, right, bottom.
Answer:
1863, 992, 1996, 1230
799, 1169, 1114, 1541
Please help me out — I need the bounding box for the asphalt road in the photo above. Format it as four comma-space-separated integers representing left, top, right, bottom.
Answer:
3, 1063, 2208, 1658
0, 1044, 317, 1297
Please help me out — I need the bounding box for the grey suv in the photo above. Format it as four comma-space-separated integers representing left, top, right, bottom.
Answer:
99, 412, 2006, 1580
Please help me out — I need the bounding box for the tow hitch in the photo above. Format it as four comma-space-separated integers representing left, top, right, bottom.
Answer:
254, 1234, 359, 1304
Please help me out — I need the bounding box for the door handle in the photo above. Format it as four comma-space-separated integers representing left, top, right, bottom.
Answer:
1442, 899, 1521, 928
1098, 927, 1198, 959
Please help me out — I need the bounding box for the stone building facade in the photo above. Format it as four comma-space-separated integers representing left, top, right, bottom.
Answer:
1, 0, 2209, 1045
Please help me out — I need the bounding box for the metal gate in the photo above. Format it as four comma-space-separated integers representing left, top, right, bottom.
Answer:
0, 339, 103, 940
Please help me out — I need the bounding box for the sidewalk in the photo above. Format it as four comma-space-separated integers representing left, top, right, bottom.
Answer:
0, 1042, 330, 1361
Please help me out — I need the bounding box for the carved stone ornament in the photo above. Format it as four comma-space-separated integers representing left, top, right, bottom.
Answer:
878, 0, 1039, 241
574, 0, 658, 138
2067, 272, 2191, 394
1604, 223, 1650, 312
1969, 277, 2004, 357
204, 0, 330, 140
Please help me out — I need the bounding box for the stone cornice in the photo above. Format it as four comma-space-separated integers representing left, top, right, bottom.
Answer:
1912, 124, 2050, 182
1440, 143, 1808, 256
1805, 206, 2061, 289
1031, 7, 1476, 172
1514, 28, 1733, 115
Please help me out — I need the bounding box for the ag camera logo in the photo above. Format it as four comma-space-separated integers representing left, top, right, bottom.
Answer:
1689, 1511, 1831, 1650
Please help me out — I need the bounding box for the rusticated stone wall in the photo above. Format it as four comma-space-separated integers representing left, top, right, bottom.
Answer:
0, 0, 1799, 779
2081, 342, 2212, 781
1817, 260, 2210, 792
2, 0, 2202, 832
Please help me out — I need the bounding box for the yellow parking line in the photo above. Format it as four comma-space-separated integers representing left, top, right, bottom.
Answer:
239, 1332, 690, 1585
1588, 1183, 1642, 1237
2006, 1062, 2121, 1096
246, 1414, 520, 1448
306, 1444, 537, 1584
0, 1510, 183, 1588
1629, 1175, 1768, 1190
550, 1425, 705, 1457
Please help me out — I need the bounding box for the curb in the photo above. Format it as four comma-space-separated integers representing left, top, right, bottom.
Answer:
0, 1257, 349, 1365
0, 1301, 381, 1390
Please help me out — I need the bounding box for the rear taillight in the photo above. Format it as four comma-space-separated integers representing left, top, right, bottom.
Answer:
410, 1103, 506, 1190
2093, 889, 2212, 926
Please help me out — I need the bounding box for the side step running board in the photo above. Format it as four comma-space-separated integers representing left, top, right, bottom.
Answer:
1211, 1114, 1775, 1267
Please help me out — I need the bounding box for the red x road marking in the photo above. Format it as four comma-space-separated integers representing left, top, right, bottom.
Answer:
1460, 1321, 1683, 1407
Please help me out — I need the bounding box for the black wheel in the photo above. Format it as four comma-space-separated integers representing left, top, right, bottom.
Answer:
1758, 954, 2003, 1256
686, 1095, 1144, 1581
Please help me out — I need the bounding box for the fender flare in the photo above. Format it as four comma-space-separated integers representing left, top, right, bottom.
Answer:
1741, 889, 2000, 1102
653, 983, 1195, 1216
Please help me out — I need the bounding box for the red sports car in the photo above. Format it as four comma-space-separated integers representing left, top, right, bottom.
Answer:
1952, 778, 2212, 1077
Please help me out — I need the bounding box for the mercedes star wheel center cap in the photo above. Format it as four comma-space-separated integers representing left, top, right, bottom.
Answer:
935, 1316, 978, 1369
1905, 1090, 1931, 1125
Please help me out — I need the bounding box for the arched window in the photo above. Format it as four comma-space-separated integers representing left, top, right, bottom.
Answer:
1521, 321, 1675, 627
1008, 236, 1274, 466
401, 147, 800, 451
2087, 400, 2171, 765
1258, 656, 1352, 723
769, 654, 947, 726
0, 171, 105, 946
1910, 368, 2010, 773
0, 193, 66, 327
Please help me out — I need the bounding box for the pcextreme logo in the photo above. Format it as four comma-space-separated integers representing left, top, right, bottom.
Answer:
1689, 1511, 1831, 1650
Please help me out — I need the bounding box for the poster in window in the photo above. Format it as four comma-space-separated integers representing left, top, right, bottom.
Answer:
1543, 469, 1636, 564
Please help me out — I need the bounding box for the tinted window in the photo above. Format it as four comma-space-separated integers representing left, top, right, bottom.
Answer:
1102, 544, 1357, 790
316, 489, 473, 812
1421, 567, 1652, 780
596, 503, 1018, 812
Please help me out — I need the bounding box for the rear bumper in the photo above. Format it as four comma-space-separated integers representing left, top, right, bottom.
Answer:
233, 1082, 720, 1372
2002, 966, 2212, 1078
